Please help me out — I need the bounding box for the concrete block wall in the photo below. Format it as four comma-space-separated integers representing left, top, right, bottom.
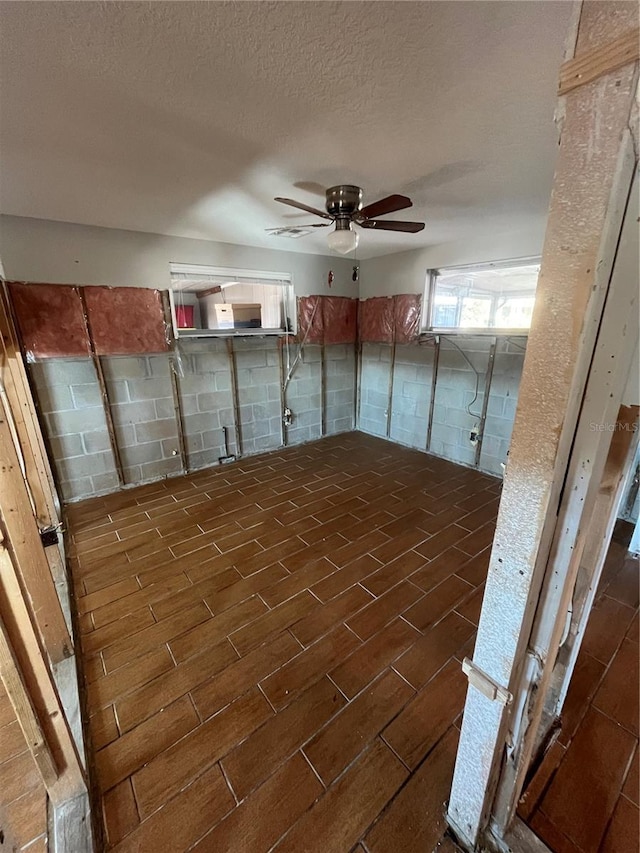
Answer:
389, 344, 435, 449
358, 343, 391, 437
102, 355, 183, 485
233, 338, 282, 455
30, 360, 120, 502
176, 339, 238, 468
325, 344, 356, 435
284, 345, 322, 446
358, 337, 526, 476
32, 337, 358, 502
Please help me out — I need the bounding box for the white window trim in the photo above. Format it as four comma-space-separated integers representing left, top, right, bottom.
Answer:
169, 263, 295, 338
423, 256, 541, 336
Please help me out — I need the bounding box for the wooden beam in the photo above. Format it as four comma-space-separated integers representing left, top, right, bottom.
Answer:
426, 336, 440, 452
226, 337, 243, 457
447, 2, 639, 846
0, 533, 85, 805
0, 288, 61, 530
474, 338, 497, 468
78, 288, 125, 487
0, 612, 58, 787
161, 292, 188, 473
0, 398, 72, 663
558, 26, 639, 95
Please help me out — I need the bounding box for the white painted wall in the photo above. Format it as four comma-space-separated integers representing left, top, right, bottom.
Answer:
359, 225, 545, 298
0, 215, 355, 297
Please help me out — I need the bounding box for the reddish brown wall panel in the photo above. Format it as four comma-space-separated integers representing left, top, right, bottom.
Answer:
8, 283, 90, 359
84, 287, 169, 355
297, 296, 324, 344
394, 293, 422, 343
323, 296, 358, 344
359, 297, 394, 343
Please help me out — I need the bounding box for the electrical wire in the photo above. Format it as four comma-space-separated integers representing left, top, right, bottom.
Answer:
283, 294, 319, 394
439, 336, 483, 418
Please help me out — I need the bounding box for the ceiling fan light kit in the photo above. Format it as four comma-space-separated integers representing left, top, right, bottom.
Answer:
270, 184, 425, 253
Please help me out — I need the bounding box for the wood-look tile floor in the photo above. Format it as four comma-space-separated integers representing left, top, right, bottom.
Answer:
520, 524, 639, 853
68, 433, 499, 852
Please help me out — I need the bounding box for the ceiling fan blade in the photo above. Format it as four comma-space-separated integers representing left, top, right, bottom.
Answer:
274, 197, 333, 220
359, 194, 412, 219
359, 219, 425, 233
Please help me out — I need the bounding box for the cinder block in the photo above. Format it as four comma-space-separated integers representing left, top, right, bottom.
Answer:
59, 476, 93, 502
155, 397, 176, 420
111, 400, 157, 425
235, 349, 267, 369
82, 431, 113, 454
187, 448, 221, 470
483, 415, 514, 441
126, 378, 172, 402
31, 359, 96, 388
214, 372, 231, 392
50, 434, 84, 459
185, 433, 204, 453
139, 457, 182, 482
147, 355, 172, 378
45, 408, 107, 437
183, 411, 221, 435
102, 357, 149, 380
123, 465, 142, 484
70, 383, 103, 410
91, 471, 121, 495
197, 390, 232, 413
120, 441, 164, 466
58, 450, 115, 480
134, 419, 178, 443
105, 380, 130, 404
114, 424, 135, 448
238, 384, 268, 405
37, 383, 75, 414
194, 353, 230, 374
254, 434, 281, 452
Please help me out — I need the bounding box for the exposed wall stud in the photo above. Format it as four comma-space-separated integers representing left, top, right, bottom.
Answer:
0, 533, 85, 805
426, 335, 440, 452
78, 288, 125, 487
474, 338, 497, 468
226, 337, 243, 457
447, 5, 639, 842
385, 340, 397, 439
278, 340, 287, 447
320, 342, 327, 437
0, 405, 72, 663
354, 340, 362, 430
161, 293, 188, 473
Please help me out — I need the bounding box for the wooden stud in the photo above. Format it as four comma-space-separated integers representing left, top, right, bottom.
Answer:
278, 339, 287, 448
426, 336, 440, 452
0, 612, 58, 787
0, 533, 85, 805
558, 26, 639, 95
78, 288, 125, 487
447, 3, 639, 845
320, 342, 327, 438
0, 399, 72, 663
161, 293, 188, 474
355, 340, 363, 430
474, 339, 497, 468
385, 341, 397, 439
226, 337, 243, 457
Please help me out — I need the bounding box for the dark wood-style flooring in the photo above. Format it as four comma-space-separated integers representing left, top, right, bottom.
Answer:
520, 524, 639, 853
67, 433, 639, 852
68, 433, 498, 852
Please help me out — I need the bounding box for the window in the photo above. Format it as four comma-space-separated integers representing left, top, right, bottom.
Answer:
169, 264, 295, 337
425, 258, 540, 333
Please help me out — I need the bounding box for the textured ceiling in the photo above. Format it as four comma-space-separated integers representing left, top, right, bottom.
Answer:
0, 1, 573, 259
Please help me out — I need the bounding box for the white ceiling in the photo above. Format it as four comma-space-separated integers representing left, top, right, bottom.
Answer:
0, 1, 572, 259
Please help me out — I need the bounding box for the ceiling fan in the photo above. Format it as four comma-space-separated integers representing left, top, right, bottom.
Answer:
267, 185, 425, 254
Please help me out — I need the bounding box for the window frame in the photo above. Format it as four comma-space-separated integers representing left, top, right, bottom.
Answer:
169, 263, 296, 338
423, 256, 541, 336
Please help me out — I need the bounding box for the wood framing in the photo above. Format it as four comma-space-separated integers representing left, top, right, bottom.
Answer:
77, 288, 125, 487
474, 338, 497, 468
447, 2, 639, 846
226, 337, 243, 457
0, 532, 85, 805
558, 25, 639, 95
0, 397, 73, 663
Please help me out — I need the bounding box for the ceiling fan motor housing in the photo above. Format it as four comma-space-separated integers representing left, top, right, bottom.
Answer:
325, 185, 363, 218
